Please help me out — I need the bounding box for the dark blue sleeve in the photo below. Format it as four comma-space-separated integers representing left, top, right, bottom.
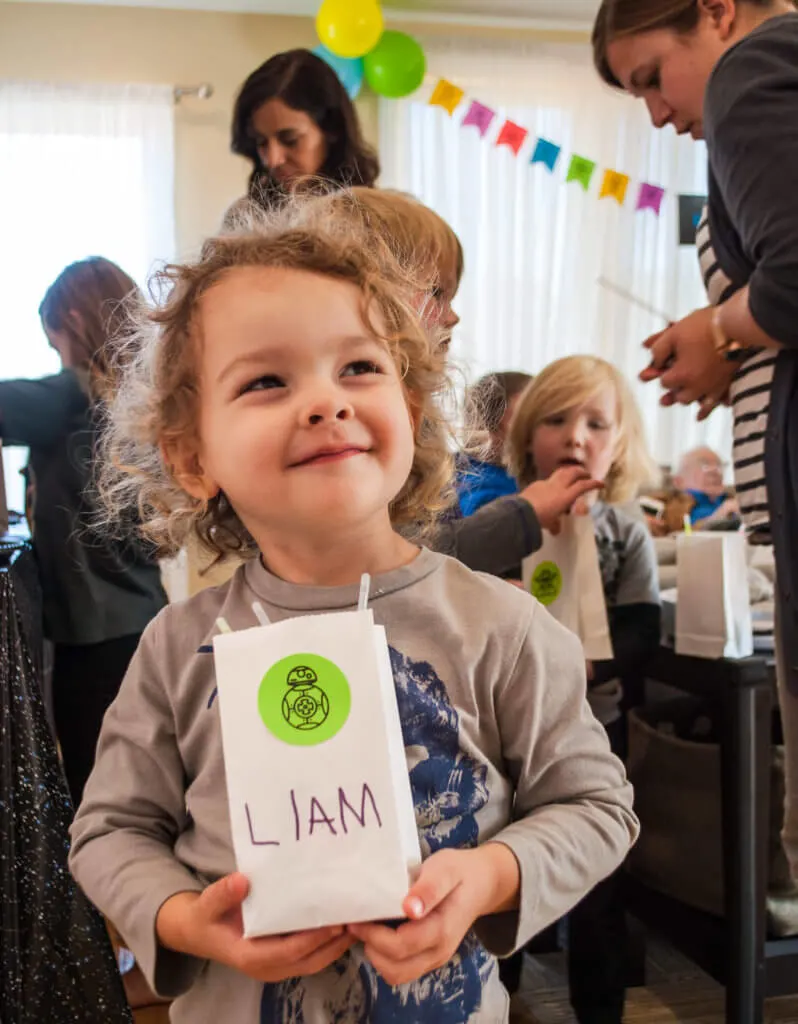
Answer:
705, 18, 798, 346
0, 371, 88, 448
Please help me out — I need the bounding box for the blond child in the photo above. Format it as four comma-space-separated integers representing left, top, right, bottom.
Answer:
505, 355, 660, 1024
69, 207, 637, 1022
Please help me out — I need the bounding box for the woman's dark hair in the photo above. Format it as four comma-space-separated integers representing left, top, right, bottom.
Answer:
39, 257, 139, 392
592, 0, 794, 88
231, 48, 380, 206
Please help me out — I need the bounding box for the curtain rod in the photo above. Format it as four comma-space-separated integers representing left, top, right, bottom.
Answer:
173, 84, 214, 103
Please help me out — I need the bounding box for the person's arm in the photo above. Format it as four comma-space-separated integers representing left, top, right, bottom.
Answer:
0, 372, 87, 448
435, 467, 603, 575
69, 615, 208, 999
434, 495, 543, 575
591, 519, 661, 686
472, 605, 639, 957
707, 26, 798, 351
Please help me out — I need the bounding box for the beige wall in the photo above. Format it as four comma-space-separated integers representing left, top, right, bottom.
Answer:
0, 1, 381, 257
0, 2, 584, 261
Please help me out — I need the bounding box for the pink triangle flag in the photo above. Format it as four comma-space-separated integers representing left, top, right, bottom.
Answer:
461, 100, 496, 138
637, 183, 665, 216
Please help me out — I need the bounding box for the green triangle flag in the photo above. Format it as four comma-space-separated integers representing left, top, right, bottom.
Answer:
566, 155, 597, 191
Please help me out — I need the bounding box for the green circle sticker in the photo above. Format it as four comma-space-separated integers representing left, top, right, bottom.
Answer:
530, 561, 562, 606
258, 654, 351, 747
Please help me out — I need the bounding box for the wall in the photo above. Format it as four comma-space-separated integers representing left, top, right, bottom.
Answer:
0, 1, 380, 257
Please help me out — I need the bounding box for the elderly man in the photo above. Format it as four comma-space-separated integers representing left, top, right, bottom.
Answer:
673, 447, 739, 526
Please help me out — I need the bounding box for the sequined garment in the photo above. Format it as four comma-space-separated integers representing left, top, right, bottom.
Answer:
0, 541, 132, 1022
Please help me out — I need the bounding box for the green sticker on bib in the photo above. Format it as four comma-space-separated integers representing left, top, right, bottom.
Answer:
258, 654, 351, 747
530, 561, 562, 606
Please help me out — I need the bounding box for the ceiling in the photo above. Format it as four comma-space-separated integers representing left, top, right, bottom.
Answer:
7, 0, 600, 30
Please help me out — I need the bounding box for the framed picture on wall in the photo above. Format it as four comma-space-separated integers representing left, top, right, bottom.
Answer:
678, 194, 708, 245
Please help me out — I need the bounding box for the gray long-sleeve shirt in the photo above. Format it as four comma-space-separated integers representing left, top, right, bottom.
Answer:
433, 495, 542, 575
704, 13, 798, 698
69, 547, 637, 1023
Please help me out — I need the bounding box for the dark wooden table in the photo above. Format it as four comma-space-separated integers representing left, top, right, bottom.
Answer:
626, 646, 798, 1024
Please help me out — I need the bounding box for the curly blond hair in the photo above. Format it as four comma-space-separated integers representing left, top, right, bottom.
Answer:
307, 187, 463, 293
99, 199, 456, 561
505, 355, 659, 503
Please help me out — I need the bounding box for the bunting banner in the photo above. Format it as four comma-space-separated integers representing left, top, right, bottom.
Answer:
600, 170, 630, 206
531, 137, 561, 173
636, 182, 665, 215
566, 155, 597, 192
495, 119, 528, 156
428, 78, 465, 116
426, 76, 668, 218
461, 100, 496, 138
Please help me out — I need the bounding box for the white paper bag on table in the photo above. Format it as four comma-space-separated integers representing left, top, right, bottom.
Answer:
676, 532, 753, 659
213, 608, 421, 937
522, 514, 613, 661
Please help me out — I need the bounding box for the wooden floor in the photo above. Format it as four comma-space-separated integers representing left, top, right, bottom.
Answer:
132, 935, 798, 1024
511, 938, 798, 1023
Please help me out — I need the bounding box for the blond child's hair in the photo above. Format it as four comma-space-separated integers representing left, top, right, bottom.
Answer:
506, 355, 658, 503
310, 187, 464, 294
99, 199, 456, 562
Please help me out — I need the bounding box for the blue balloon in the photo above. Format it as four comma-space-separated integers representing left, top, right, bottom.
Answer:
313, 44, 364, 100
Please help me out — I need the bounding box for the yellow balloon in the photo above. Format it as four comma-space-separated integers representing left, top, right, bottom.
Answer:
316, 0, 384, 60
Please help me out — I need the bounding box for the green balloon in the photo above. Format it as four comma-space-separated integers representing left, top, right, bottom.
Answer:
364, 30, 426, 99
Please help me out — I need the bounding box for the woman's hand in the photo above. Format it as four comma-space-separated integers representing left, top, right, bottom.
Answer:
156, 873, 355, 983
349, 844, 519, 987
640, 308, 737, 413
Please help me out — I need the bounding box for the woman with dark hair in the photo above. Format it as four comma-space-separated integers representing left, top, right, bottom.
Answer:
0, 257, 167, 807
231, 48, 380, 207
591, 0, 798, 892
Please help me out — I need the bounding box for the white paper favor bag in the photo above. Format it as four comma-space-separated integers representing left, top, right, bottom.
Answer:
676, 533, 753, 659
213, 608, 421, 937
522, 514, 613, 662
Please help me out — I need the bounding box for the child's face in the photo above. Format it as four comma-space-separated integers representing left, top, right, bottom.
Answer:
184, 266, 416, 545
421, 265, 459, 350
530, 385, 619, 486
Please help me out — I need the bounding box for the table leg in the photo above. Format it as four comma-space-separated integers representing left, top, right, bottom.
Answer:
720, 682, 772, 1024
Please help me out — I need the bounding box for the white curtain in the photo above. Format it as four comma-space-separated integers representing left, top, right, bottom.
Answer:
0, 81, 175, 508
379, 39, 731, 471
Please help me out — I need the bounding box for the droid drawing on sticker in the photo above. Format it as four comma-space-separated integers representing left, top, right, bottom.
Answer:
281, 665, 330, 732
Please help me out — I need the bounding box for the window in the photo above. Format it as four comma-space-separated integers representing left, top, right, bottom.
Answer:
379, 39, 731, 470
0, 81, 175, 510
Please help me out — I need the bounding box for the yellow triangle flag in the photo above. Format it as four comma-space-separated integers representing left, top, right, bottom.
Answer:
600, 170, 631, 205
428, 79, 465, 116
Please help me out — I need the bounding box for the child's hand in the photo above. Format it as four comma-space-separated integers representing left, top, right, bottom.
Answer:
156, 872, 355, 983
520, 467, 603, 534
348, 844, 519, 987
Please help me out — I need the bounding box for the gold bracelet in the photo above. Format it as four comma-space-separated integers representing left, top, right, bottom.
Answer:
711, 306, 730, 353
711, 306, 747, 360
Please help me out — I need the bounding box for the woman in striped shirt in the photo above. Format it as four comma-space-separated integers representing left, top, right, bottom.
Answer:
592, 0, 798, 882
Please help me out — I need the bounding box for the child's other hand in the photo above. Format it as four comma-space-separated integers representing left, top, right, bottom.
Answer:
349, 844, 519, 987
520, 466, 603, 534
156, 873, 354, 983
